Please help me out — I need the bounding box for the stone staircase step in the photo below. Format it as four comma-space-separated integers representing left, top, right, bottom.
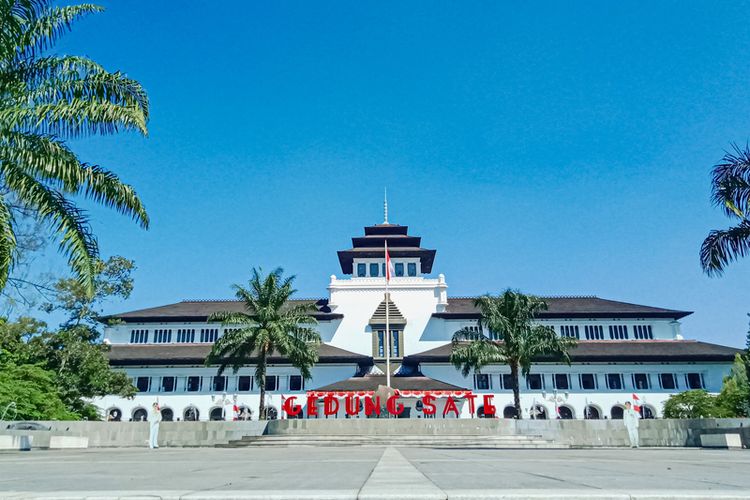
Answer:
218, 433, 566, 449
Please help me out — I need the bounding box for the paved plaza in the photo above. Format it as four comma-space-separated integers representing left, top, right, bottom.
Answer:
0, 447, 749, 499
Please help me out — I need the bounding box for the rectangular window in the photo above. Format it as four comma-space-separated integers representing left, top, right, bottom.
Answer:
634, 325, 653, 340
632, 373, 650, 390
369, 263, 379, 277
238, 376, 252, 392
474, 374, 491, 390
553, 374, 570, 390
377, 330, 385, 357
135, 376, 150, 392
606, 373, 623, 390
265, 375, 278, 391
200, 328, 218, 343
659, 373, 677, 390
686, 373, 704, 389
161, 376, 175, 392
407, 263, 417, 276
608, 325, 628, 340
560, 325, 579, 339
391, 330, 399, 357
186, 376, 202, 392
394, 263, 404, 276
212, 376, 227, 392
526, 374, 543, 390
580, 373, 597, 390
357, 263, 366, 277
130, 329, 149, 344
154, 329, 171, 343
585, 325, 604, 340
289, 375, 303, 391
177, 329, 195, 343
501, 374, 514, 390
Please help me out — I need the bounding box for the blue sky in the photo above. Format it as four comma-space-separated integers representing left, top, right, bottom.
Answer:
36, 1, 750, 346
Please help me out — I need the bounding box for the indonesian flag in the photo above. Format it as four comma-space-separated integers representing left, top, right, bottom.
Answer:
385, 241, 395, 281
632, 393, 641, 413
232, 404, 239, 421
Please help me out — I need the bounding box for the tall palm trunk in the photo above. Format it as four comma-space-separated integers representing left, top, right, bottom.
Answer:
257, 349, 267, 420
510, 361, 522, 419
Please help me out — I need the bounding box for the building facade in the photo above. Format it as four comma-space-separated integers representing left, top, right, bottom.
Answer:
97, 220, 741, 422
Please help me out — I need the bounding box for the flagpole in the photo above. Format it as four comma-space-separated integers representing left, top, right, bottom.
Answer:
385, 240, 391, 388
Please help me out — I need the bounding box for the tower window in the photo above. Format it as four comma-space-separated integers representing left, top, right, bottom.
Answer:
357, 263, 366, 277
135, 377, 150, 392
394, 263, 404, 276
369, 263, 379, 277
375, 329, 401, 358
407, 263, 417, 276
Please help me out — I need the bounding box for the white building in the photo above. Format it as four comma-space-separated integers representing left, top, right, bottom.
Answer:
97, 217, 741, 422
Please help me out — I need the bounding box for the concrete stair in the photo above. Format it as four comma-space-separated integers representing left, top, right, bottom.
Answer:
218, 433, 568, 448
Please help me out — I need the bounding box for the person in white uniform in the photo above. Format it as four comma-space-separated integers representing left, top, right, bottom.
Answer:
623, 401, 640, 448
148, 402, 162, 449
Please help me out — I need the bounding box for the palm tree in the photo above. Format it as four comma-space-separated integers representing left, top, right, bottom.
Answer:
450, 290, 576, 419
206, 268, 321, 420
0, 1, 149, 294
700, 144, 750, 276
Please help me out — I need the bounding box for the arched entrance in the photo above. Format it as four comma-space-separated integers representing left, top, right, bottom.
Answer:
610, 405, 624, 419
106, 407, 122, 421
503, 405, 518, 419
132, 407, 147, 422
209, 407, 225, 421
184, 406, 200, 421
558, 405, 574, 419
530, 405, 547, 419
160, 408, 174, 422
640, 405, 656, 419
584, 405, 601, 420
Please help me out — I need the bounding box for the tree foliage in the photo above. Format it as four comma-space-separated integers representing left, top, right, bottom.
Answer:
0, 255, 136, 420
0, 1, 149, 295
701, 144, 750, 276
41, 255, 134, 327
662, 390, 731, 419
206, 268, 321, 420
450, 290, 576, 419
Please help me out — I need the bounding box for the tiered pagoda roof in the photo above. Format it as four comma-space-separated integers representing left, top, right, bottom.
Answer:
336, 223, 437, 274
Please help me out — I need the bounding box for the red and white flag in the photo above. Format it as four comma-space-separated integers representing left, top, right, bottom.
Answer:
385, 242, 395, 282
632, 393, 641, 413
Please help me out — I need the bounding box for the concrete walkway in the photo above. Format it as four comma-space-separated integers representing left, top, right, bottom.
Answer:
0, 447, 748, 499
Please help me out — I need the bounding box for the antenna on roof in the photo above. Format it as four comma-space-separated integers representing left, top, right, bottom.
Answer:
383, 188, 389, 224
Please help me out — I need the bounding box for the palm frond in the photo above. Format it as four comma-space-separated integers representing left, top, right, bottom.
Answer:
700, 221, 750, 277
0, 196, 18, 290
712, 144, 750, 219
207, 310, 254, 325
15, 4, 104, 58
1, 162, 98, 294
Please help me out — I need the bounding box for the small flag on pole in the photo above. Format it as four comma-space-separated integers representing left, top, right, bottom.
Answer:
632, 393, 641, 413
385, 242, 395, 282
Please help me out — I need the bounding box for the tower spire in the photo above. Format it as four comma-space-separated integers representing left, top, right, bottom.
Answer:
383, 188, 389, 224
